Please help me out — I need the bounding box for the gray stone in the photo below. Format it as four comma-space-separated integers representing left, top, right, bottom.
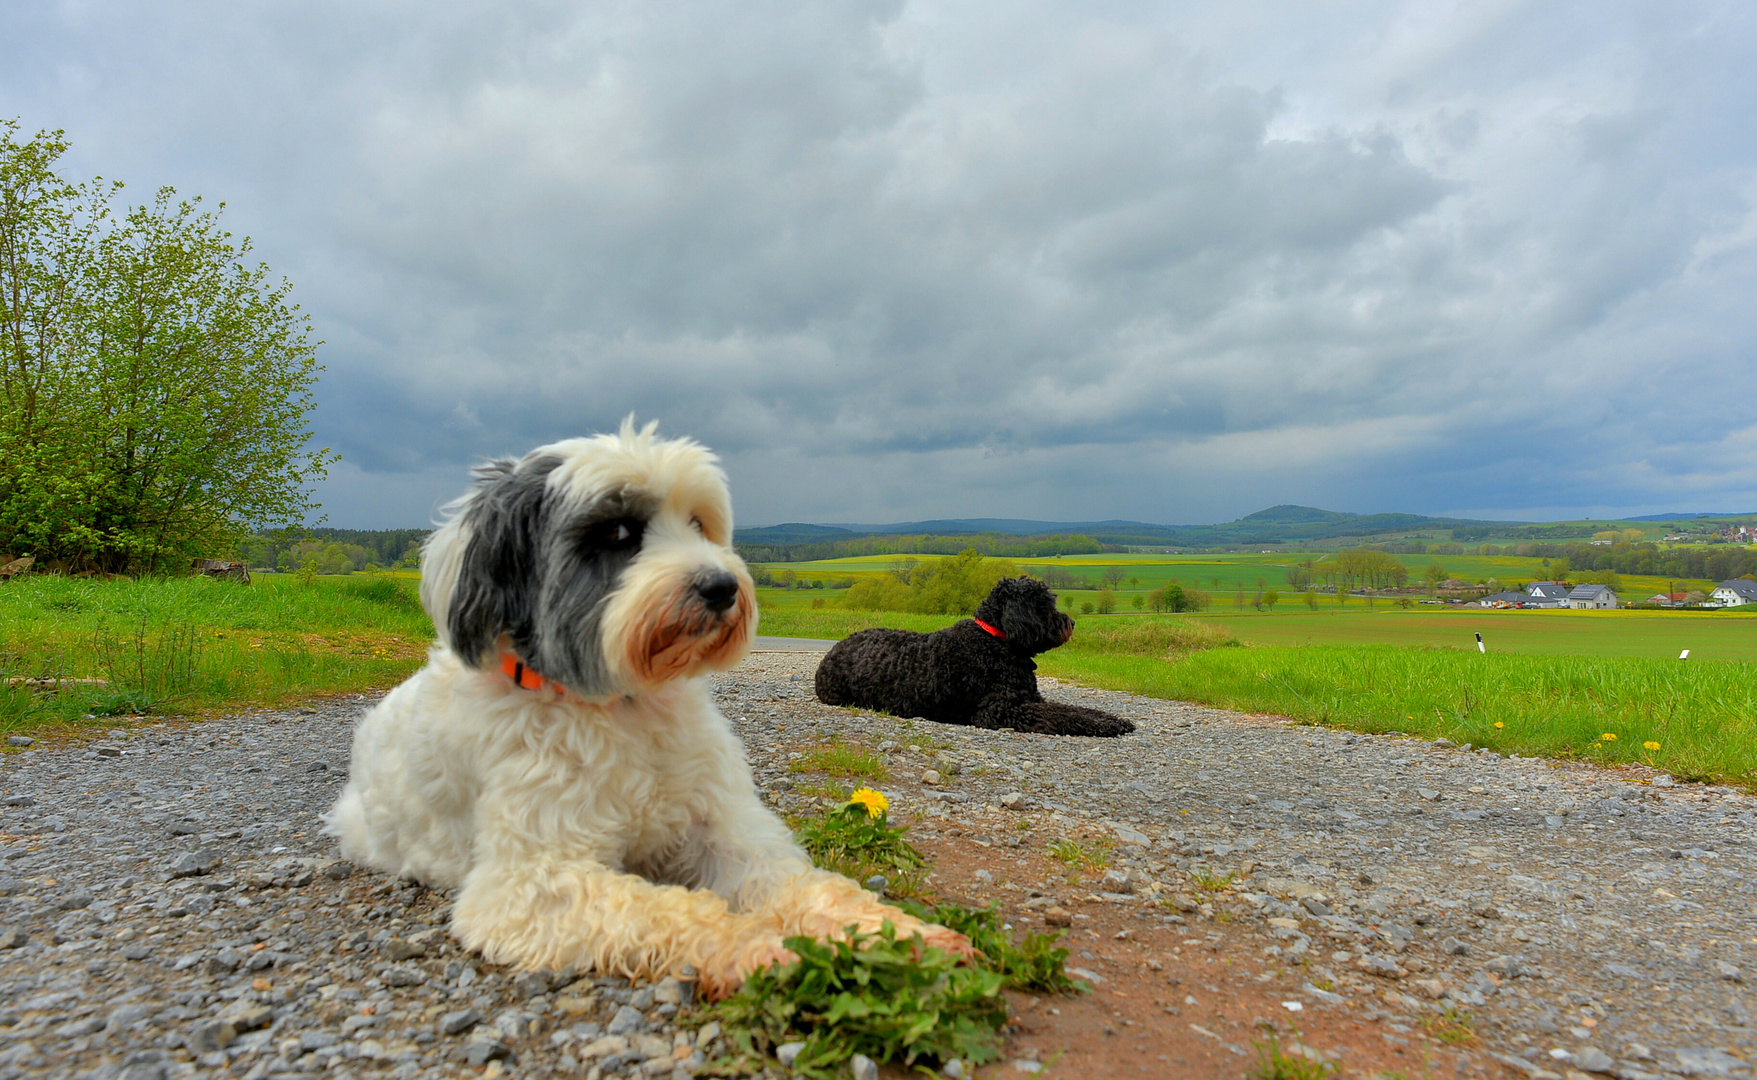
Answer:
381, 963, 427, 986
167, 850, 220, 877
56, 888, 94, 910
1441, 936, 1469, 956
1416, 788, 1441, 801
863, 874, 889, 892
438, 1008, 482, 1036
382, 937, 425, 961
494, 1009, 537, 1040
220, 1000, 273, 1031
1356, 955, 1402, 978
300, 1031, 341, 1050
1672, 1048, 1750, 1077
5, 736, 33, 747
852, 1052, 879, 1080
776, 1041, 806, 1067
1571, 1047, 1615, 1074
1300, 896, 1332, 917
606, 1004, 645, 1035
1716, 960, 1742, 981
1110, 822, 1151, 846
652, 975, 692, 1006
512, 969, 552, 998
0, 926, 26, 949
1486, 955, 1524, 978
106, 1003, 156, 1031
1000, 792, 1031, 810
464, 1039, 512, 1066
186, 1018, 237, 1054
1099, 869, 1136, 894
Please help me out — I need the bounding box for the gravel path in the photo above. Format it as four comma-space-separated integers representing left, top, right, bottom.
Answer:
1, 647, 1753, 1080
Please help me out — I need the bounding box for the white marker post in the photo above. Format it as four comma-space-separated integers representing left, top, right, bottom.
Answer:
1476, 632, 1485, 654
1679, 649, 1690, 660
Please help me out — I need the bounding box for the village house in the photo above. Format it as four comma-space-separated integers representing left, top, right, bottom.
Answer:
1710, 579, 1757, 607
1524, 582, 1571, 606
1566, 583, 1618, 609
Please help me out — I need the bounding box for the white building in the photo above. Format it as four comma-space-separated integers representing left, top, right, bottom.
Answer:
1711, 579, 1757, 607
1523, 582, 1571, 608
1567, 584, 1618, 609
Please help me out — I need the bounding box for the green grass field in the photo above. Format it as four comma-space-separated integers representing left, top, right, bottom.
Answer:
759, 551, 1699, 601
0, 573, 432, 732
7, 572, 1753, 787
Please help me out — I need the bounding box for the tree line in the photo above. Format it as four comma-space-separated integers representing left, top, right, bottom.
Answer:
735, 531, 1104, 564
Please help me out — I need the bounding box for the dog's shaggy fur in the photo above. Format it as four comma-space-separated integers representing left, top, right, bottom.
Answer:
814, 576, 1134, 737
324, 421, 967, 996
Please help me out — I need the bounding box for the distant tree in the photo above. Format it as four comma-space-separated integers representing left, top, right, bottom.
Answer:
1262, 590, 1280, 610
0, 122, 332, 574
1080, 600, 1094, 615
1423, 564, 1447, 595
1060, 592, 1075, 612
1100, 566, 1126, 588
1131, 594, 1144, 610
1095, 588, 1117, 614
1303, 588, 1318, 609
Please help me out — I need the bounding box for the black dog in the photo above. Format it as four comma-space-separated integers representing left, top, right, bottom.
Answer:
813, 576, 1134, 737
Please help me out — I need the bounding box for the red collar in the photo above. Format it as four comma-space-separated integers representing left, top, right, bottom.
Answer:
973, 618, 1007, 640
500, 652, 553, 692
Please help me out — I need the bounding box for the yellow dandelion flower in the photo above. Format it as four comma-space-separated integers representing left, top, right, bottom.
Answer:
1494, 722, 1504, 729
848, 787, 888, 818
1644, 741, 1660, 751
1601, 733, 1618, 742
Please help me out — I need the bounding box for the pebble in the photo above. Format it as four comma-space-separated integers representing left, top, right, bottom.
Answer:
851, 1051, 880, 1080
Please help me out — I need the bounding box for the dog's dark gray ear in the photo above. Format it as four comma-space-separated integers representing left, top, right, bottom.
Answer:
447, 455, 561, 667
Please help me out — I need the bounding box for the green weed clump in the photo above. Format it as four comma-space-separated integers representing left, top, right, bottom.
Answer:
789, 742, 889, 782
1251, 1028, 1338, 1080
895, 900, 1084, 995
707, 925, 1008, 1078
723, 796, 1084, 1076
792, 794, 926, 897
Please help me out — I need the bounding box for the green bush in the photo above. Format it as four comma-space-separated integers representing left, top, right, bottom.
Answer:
842, 550, 1021, 616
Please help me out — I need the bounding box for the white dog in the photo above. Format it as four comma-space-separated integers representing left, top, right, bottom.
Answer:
323, 420, 967, 996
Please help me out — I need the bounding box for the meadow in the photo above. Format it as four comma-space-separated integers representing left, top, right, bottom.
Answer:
766, 550, 1695, 604
5, 567, 1754, 788
0, 573, 431, 730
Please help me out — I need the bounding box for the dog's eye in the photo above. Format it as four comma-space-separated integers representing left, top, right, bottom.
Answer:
584, 517, 644, 551
690, 515, 705, 535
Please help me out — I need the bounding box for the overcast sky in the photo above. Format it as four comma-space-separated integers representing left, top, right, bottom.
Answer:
6, 1, 1755, 528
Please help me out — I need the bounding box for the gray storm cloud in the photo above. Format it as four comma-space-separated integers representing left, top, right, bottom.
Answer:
4, 0, 1755, 526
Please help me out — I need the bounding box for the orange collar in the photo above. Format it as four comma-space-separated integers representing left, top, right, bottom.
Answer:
500, 652, 553, 692
973, 618, 1006, 640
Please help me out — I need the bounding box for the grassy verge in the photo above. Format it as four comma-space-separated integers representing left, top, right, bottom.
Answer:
0, 573, 432, 734
1040, 639, 1757, 786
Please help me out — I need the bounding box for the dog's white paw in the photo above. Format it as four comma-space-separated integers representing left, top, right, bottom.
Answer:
698, 935, 798, 1000
914, 921, 976, 960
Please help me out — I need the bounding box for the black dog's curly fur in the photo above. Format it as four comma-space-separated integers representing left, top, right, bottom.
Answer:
813, 577, 1134, 737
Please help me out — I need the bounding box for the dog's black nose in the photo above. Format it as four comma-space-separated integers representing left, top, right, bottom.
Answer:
695, 572, 740, 614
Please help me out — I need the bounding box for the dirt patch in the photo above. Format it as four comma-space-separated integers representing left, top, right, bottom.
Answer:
906, 828, 1515, 1079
